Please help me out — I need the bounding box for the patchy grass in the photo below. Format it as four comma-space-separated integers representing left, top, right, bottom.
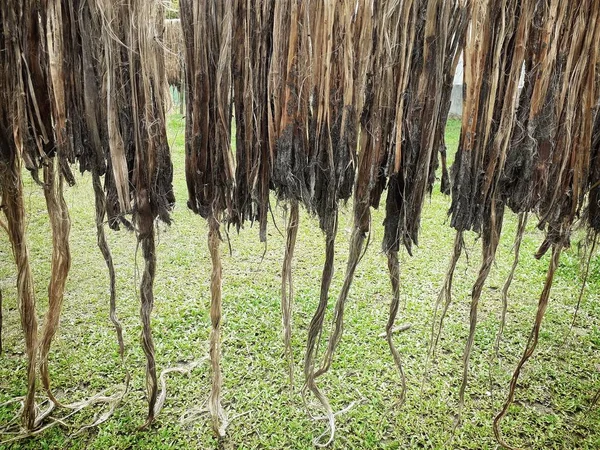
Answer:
1, 116, 600, 449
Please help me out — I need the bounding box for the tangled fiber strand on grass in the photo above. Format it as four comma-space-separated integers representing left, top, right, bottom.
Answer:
0, 377, 130, 446
493, 243, 563, 449
567, 232, 597, 335
302, 213, 337, 446
385, 250, 406, 405
426, 230, 463, 371
456, 200, 503, 422
207, 217, 228, 437
180, 0, 235, 437
137, 228, 159, 428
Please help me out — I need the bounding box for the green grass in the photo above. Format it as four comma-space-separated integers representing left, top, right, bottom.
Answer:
1, 116, 600, 449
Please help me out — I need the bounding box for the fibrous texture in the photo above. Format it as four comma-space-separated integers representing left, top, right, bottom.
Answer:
107, 0, 175, 425
449, 0, 536, 419
494, 212, 528, 358
77, 0, 125, 357
39, 157, 71, 405
345, 0, 471, 419
164, 19, 184, 91
0, 123, 38, 430
231, 0, 273, 242
383, 0, 467, 255
290, 3, 372, 445
0, 0, 73, 429
493, 1, 600, 447
268, 0, 309, 390
418, 2, 600, 437
4, 1, 600, 447
66, 2, 174, 427
1, 0, 174, 430
268, 0, 310, 204
429, 0, 600, 444
281, 201, 299, 386
179, 0, 472, 444
589, 95, 600, 231
180, 0, 234, 436
1, 2, 36, 429
181, 0, 234, 221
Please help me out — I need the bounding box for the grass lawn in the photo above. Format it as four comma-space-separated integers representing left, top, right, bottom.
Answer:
1, 115, 600, 449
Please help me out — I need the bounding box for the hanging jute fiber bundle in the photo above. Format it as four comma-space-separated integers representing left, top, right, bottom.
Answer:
2, 1, 600, 448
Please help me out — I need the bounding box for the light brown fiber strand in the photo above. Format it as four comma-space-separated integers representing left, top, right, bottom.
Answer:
208, 217, 228, 438
427, 230, 464, 364
92, 169, 124, 358
494, 212, 528, 358
0, 1, 40, 429
302, 213, 338, 448
315, 226, 365, 379
386, 250, 407, 406
0, 155, 38, 430
39, 157, 72, 406
138, 228, 158, 428
281, 200, 299, 387
568, 232, 597, 332
457, 202, 503, 423
493, 243, 563, 449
